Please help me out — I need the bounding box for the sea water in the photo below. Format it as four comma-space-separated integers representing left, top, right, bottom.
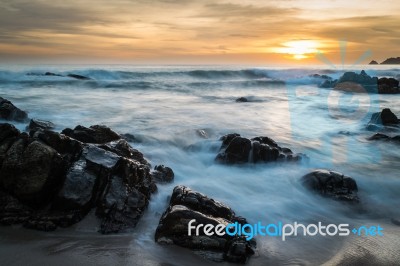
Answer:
0, 65, 399, 265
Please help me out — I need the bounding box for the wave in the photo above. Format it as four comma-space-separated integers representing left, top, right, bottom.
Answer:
0, 67, 396, 92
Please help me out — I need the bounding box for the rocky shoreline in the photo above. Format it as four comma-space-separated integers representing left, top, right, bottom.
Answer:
0, 96, 399, 263
314, 70, 400, 94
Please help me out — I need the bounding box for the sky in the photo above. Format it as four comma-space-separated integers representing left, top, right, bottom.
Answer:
0, 0, 399, 64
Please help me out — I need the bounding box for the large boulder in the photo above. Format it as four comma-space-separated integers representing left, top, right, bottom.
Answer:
0, 123, 167, 234
368, 108, 399, 126
27, 119, 55, 131
378, 77, 400, 94
62, 125, 121, 144
0, 129, 68, 205
155, 186, 255, 263
0, 97, 28, 122
301, 169, 359, 202
216, 134, 307, 164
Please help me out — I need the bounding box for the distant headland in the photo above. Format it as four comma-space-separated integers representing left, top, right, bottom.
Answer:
369, 57, 400, 65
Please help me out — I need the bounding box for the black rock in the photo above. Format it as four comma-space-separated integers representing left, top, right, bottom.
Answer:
216, 136, 252, 164
99, 139, 148, 166
380, 57, 400, 65
301, 169, 359, 202
28, 119, 55, 131
67, 74, 91, 80
378, 77, 400, 94
236, 97, 248, 103
0, 131, 68, 205
155, 186, 255, 263
62, 125, 121, 144
367, 133, 400, 143
151, 165, 174, 183
216, 133, 306, 164
0, 97, 28, 122
368, 108, 399, 126
333, 70, 378, 93
0, 122, 169, 234
45, 72, 63, 77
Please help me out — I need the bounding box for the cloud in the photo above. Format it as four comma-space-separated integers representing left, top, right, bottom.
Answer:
0, 0, 399, 63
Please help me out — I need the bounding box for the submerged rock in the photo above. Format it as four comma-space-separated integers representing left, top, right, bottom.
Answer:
236, 97, 248, 103
0, 97, 28, 122
0, 123, 168, 234
367, 133, 400, 143
301, 169, 359, 202
216, 133, 307, 164
67, 74, 91, 80
155, 185, 255, 263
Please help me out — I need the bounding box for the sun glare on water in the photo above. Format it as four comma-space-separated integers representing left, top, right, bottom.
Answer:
276, 40, 319, 60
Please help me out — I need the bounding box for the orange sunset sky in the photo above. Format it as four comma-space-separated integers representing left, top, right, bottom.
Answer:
0, 0, 399, 64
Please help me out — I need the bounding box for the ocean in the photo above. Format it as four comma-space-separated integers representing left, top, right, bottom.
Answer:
1, 65, 400, 265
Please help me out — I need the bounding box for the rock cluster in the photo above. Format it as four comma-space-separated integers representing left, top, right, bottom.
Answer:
155, 185, 255, 263
301, 169, 359, 202
215, 133, 307, 164
0, 123, 170, 233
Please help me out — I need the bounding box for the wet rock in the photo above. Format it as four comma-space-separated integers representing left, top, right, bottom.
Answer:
99, 139, 148, 165
236, 97, 248, 103
301, 169, 359, 202
62, 125, 121, 144
367, 133, 400, 143
216, 133, 306, 164
0, 190, 32, 225
96, 157, 154, 234
334, 70, 378, 93
155, 186, 255, 263
391, 218, 400, 226
0, 97, 28, 122
27, 119, 55, 131
67, 74, 91, 80
216, 136, 252, 164
45, 72, 63, 77
0, 137, 68, 205
368, 108, 399, 126
52, 153, 98, 212
0, 122, 167, 234
151, 165, 174, 183
378, 77, 400, 94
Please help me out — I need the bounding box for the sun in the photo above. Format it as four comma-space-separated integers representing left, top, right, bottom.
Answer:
275, 40, 319, 60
